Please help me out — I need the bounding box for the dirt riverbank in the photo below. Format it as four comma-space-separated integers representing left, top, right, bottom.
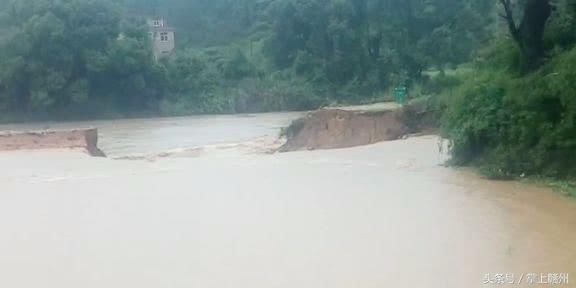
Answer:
280, 101, 434, 151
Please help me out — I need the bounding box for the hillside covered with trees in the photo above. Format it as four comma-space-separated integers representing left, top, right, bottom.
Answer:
0, 0, 493, 117
1, 0, 576, 180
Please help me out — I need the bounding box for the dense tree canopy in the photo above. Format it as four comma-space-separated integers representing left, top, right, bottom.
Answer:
0, 0, 165, 116
264, 0, 493, 93
0, 0, 497, 117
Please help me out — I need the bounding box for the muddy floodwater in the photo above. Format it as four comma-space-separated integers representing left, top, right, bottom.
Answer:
0, 113, 575, 288
0, 112, 304, 157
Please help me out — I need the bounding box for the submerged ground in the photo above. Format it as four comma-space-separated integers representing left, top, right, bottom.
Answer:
0, 113, 575, 288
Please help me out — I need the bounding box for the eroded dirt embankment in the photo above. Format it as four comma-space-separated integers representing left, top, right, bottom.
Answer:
0, 128, 106, 157
280, 101, 434, 152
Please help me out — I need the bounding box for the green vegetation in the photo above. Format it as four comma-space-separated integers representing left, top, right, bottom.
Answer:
1, 0, 576, 182
0, 0, 164, 119
438, 0, 576, 182
0, 0, 492, 119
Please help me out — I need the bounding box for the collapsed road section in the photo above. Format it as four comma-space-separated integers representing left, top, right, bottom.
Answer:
280, 101, 434, 152
0, 128, 106, 157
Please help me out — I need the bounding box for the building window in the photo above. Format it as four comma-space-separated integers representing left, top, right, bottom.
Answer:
160, 32, 169, 42
153, 20, 161, 27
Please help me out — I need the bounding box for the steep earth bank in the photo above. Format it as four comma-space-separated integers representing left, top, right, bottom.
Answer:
0, 128, 106, 157
280, 101, 434, 152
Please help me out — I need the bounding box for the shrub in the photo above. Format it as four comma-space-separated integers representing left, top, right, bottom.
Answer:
441, 46, 576, 179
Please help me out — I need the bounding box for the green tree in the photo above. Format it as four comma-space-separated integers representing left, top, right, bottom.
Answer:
0, 0, 164, 116
264, 0, 492, 97
500, 0, 552, 70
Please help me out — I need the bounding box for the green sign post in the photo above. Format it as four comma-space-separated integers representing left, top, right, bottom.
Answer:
394, 86, 408, 105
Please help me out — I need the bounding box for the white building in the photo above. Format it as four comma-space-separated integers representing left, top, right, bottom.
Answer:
147, 17, 175, 60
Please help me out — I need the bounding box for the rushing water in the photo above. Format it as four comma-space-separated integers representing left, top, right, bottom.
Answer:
0, 114, 575, 288
0, 112, 303, 157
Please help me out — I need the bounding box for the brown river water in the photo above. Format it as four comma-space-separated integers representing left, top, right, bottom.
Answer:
0, 113, 575, 288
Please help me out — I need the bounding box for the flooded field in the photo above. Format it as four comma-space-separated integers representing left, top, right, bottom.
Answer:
0, 114, 575, 288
